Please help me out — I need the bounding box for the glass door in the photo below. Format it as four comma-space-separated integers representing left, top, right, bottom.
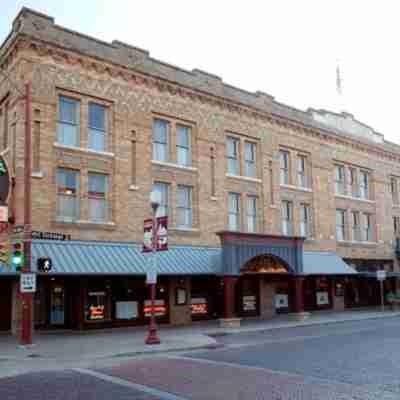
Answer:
50, 285, 65, 326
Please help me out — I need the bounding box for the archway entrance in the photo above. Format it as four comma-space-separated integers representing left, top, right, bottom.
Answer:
237, 254, 292, 318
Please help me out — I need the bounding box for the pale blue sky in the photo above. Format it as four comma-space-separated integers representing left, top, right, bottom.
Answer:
2, 0, 400, 143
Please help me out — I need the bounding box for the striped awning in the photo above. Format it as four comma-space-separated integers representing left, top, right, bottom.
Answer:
30, 240, 222, 275
301, 252, 357, 275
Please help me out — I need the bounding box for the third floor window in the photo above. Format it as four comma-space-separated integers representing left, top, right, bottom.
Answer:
244, 142, 256, 178
153, 119, 169, 162
359, 171, 369, 200
335, 165, 346, 195
227, 137, 240, 175
391, 177, 399, 204
297, 155, 307, 188
176, 125, 191, 166
280, 150, 289, 185
57, 96, 80, 147
281, 200, 293, 236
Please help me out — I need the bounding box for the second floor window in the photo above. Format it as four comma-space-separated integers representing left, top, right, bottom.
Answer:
336, 209, 346, 241
300, 203, 311, 237
56, 168, 79, 221
349, 168, 358, 197
57, 96, 80, 147
176, 125, 191, 166
153, 119, 169, 162
297, 155, 307, 188
177, 185, 192, 228
153, 182, 169, 218
244, 142, 256, 178
88, 173, 108, 223
335, 165, 345, 195
280, 151, 289, 185
359, 171, 369, 199
247, 196, 257, 233
394, 216, 400, 236
281, 200, 293, 236
88, 103, 107, 152
227, 137, 240, 175
351, 211, 361, 241
228, 192, 240, 231
362, 213, 373, 241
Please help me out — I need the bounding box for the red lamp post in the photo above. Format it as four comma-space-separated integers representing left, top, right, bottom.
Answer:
145, 190, 161, 345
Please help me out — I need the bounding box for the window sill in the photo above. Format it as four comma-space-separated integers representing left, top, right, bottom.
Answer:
335, 194, 374, 203
52, 219, 116, 230
129, 185, 140, 191
170, 227, 199, 232
226, 174, 262, 183
32, 171, 44, 179
337, 240, 378, 247
54, 143, 115, 158
152, 160, 197, 172
280, 184, 312, 192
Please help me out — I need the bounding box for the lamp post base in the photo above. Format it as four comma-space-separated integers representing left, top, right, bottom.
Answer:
145, 328, 161, 345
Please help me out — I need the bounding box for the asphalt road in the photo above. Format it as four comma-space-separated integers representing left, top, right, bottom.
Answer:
3, 318, 400, 399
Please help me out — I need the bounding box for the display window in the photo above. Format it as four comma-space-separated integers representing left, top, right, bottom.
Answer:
315, 277, 331, 308
112, 279, 144, 321
240, 277, 259, 317
144, 283, 169, 319
85, 283, 111, 322
191, 297, 208, 316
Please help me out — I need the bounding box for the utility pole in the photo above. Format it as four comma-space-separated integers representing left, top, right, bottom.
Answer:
20, 82, 32, 346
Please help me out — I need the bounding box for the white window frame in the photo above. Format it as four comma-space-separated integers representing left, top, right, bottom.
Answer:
281, 200, 293, 236
297, 155, 307, 188
56, 168, 80, 222
153, 119, 169, 162
57, 96, 80, 147
227, 136, 240, 176
335, 165, 346, 195
176, 125, 192, 167
362, 213, 373, 242
359, 171, 369, 200
280, 150, 289, 185
351, 211, 361, 241
88, 102, 107, 152
228, 192, 240, 231
300, 203, 311, 238
244, 142, 256, 178
177, 185, 193, 228
88, 173, 109, 223
153, 182, 169, 218
336, 209, 346, 241
246, 196, 257, 233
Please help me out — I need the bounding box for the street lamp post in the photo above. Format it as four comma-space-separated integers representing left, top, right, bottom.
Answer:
145, 190, 161, 345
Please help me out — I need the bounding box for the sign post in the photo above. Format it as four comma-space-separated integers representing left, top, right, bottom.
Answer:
377, 270, 386, 312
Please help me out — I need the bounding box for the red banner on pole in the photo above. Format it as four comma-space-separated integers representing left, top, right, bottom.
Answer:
142, 219, 153, 253
156, 216, 168, 251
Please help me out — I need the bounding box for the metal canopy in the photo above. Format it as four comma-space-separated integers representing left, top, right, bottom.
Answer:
302, 252, 357, 275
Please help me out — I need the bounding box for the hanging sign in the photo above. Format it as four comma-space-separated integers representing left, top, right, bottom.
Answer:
0, 156, 10, 206
156, 216, 168, 251
20, 273, 36, 293
142, 219, 153, 253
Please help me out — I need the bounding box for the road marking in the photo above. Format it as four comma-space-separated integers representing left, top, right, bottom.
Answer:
74, 368, 189, 400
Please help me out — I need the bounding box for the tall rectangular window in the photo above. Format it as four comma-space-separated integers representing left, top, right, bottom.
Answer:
153, 119, 169, 162
88, 173, 108, 222
176, 125, 191, 166
153, 182, 169, 218
88, 103, 107, 152
177, 185, 192, 228
351, 211, 361, 241
227, 137, 240, 175
336, 209, 346, 241
228, 192, 240, 231
280, 150, 289, 185
300, 203, 311, 237
394, 216, 400, 236
391, 177, 398, 204
244, 142, 256, 178
57, 96, 80, 147
359, 171, 369, 199
349, 168, 358, 197
362, 213, 373, 241
335, 165, 345, 195
56, 168, 79, 221
247, 196, 257, 233
297, 155, 307, 188
281, 200, 293, 236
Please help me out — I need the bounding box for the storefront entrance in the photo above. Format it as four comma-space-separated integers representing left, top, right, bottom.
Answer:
0, 279, 12, 331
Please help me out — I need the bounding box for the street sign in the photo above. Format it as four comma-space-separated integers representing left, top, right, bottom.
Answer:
146, 269, 157, 284
0, 206, 8, 223
0, 155, 10, 205
377, 270, 387, 281
20, 273, 36, 293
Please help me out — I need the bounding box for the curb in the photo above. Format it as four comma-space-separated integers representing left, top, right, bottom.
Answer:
206, 312, 400, 337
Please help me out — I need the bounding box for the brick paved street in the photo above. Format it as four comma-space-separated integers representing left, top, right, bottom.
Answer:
3, 318, 400, 399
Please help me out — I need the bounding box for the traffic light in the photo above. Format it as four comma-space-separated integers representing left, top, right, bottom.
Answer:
11, 241, 24, 271
0, 242, 9, 264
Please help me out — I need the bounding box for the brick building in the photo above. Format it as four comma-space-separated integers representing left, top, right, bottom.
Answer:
0, 8, 399, 333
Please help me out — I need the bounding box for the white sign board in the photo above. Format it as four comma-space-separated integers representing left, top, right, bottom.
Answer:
275, 294, 289, 308
316, 291, 330, 306
146, 269, 158, 284
377, 270, 387, 281
0, 206, 8, 223
20, 273, 36, 293
116, 301, 138, 320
